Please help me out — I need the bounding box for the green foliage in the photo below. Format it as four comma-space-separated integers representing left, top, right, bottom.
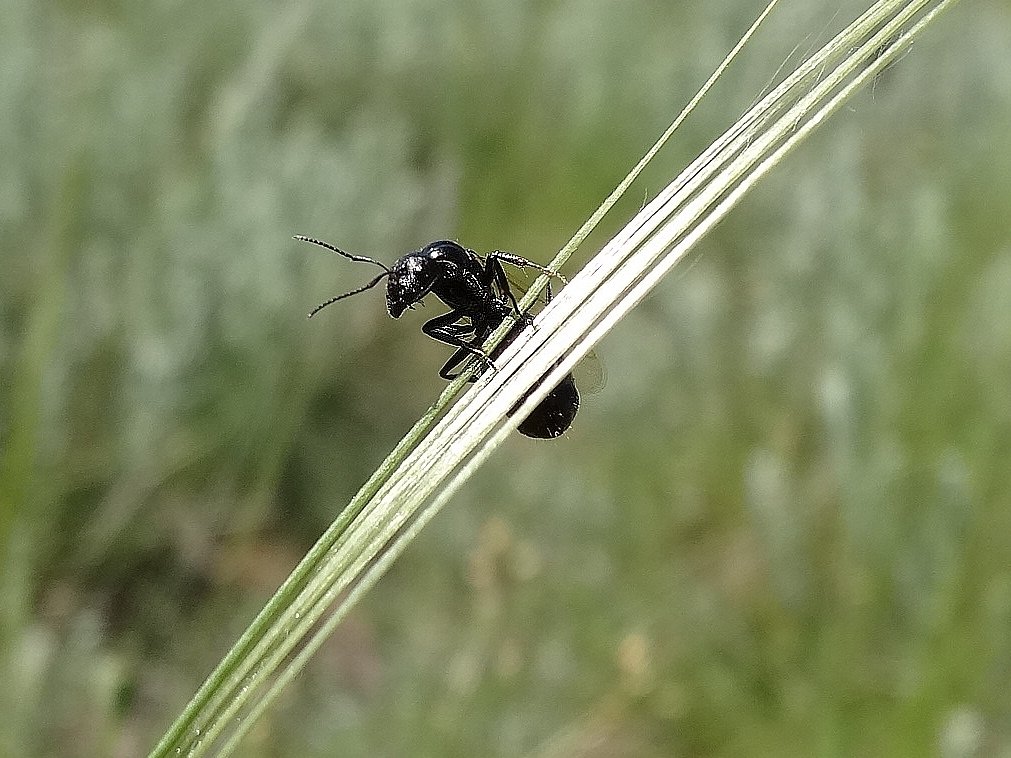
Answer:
1, 0, 1006, 756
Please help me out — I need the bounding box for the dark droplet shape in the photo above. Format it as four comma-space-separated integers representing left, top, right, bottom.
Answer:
514, 374, 579, 439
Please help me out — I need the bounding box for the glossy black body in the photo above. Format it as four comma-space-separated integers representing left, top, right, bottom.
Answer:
490, 316, 580, 440
297, 236, 578, 438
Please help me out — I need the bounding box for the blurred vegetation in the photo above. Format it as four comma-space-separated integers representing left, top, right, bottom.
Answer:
1, 0, 1008, 755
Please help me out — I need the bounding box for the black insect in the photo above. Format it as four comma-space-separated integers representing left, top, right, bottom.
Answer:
296, 235, 579, 438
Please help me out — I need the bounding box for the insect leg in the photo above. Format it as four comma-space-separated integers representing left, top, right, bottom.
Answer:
486, 252, 565, 316
487, 252, 566, 284
440, 347, 478, 381
422, 310, 496, 378
485, 257, 522, 313
439, 310, 517, 380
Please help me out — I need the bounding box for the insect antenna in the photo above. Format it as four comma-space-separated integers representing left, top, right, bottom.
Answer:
307, 272, 389, 318
294, 235, 391, 272
295, 235, 392, 318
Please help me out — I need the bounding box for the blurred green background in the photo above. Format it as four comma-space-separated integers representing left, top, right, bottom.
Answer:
2, 0, 1009, 755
